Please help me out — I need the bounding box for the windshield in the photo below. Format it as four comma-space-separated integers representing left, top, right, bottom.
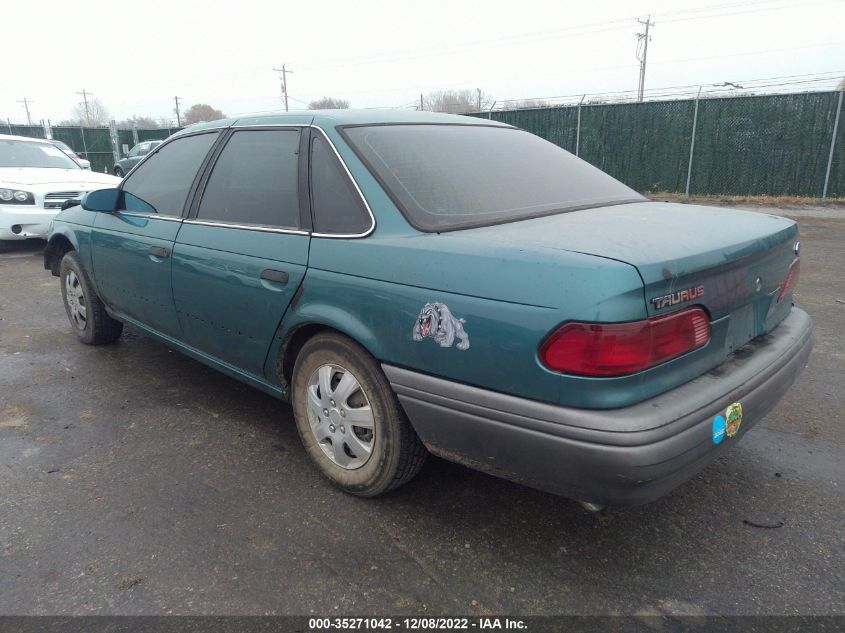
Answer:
0, 139, 80, 169
342, 124, 644, 231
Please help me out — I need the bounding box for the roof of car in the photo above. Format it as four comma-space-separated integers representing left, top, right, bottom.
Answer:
0, 133, 52, 144
176, 109, 511, 136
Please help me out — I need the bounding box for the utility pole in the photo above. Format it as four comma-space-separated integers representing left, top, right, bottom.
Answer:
76, 89, 92, 124
477, 88, 482, 112
273, 65, 294, 112
420, 94, 424, 111
635, 16, 654, 102
174, 96, 182, 127
17, 98, 33, 125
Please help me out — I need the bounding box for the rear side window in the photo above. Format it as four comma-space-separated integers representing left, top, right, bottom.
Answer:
310, 135, 370, 234
121, 132, 218, 216
342, 124, 644, 232
197, 129, 301, 228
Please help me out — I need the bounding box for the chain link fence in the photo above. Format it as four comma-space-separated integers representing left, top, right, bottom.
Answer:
467, 90, 845, 198
3, 121, 181, 174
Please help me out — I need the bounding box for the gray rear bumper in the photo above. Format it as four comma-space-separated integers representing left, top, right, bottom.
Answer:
384, 307, 814, 506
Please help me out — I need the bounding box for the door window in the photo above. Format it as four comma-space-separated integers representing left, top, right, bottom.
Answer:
196, 129, 301, 228
120, 132, 218, 216
310, 134, 371, 234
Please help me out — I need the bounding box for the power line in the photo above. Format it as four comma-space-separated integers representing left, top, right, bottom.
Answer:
657, 0, 836, 23
297, 0, 838, 72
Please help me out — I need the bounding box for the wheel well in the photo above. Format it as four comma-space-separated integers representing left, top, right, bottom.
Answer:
44, 235, 74, 276
277, 323, 342, 394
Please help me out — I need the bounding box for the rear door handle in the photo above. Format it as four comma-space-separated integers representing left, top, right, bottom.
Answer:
148, 246, 170, 259
260, 269, 289, 285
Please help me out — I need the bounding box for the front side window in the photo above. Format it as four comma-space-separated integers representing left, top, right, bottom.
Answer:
0, 139, 80, 169
310, 134, 370, 234
137, 143, 151, 156
342, 124, 644, 232
121, 132, 218, 215
197, 129, 301, 228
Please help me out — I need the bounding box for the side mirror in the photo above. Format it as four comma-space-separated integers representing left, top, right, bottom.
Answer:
81, 188, 120, 212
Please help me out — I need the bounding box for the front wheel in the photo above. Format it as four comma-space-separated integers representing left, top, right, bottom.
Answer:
113, 167, 124, 178
291, 332, 427, 497
60, 251, 123, 344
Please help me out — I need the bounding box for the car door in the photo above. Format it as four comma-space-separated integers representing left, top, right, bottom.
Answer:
90, 131, 220, 338
171, 126, 310, 377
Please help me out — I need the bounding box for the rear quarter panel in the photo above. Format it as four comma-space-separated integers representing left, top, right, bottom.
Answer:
277, 234, 647, 406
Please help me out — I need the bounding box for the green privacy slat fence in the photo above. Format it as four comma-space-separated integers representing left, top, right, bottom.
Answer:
3, 123, 181, 174
467, 90, 845, 198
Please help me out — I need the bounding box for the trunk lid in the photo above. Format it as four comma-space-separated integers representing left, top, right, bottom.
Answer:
456, 201, 798, 345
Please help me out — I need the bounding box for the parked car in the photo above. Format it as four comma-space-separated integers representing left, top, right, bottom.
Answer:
113, 140, 162, 177
48, 139, 91, 169
43, 111, 813, 507
0, 134, 121, 248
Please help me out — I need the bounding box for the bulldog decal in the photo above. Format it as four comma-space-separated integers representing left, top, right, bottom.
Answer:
412, 302, 470, 351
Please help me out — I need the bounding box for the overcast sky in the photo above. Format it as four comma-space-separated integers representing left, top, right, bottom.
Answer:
3, 0, 844, 124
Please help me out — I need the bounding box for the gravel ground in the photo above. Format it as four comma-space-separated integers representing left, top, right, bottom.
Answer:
0, 205, 842, 616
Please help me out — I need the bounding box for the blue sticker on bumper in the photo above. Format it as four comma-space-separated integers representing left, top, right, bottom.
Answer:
712, 415, 726, 444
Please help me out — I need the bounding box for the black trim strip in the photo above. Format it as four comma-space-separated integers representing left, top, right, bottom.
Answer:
297, 127, 313, 232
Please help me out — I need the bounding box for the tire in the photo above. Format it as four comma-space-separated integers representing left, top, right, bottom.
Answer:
291, 332, 427, 497
59, 251, 123, 345
114, 167, 124, 178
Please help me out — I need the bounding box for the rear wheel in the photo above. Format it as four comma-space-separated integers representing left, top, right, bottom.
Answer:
59, 251, 123, 345
291, 332, 427, 496
113, 166, 124, 178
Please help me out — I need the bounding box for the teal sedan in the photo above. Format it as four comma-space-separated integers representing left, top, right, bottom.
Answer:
44, 110, 813, 508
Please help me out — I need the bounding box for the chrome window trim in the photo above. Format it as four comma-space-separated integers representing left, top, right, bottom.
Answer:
118, 211, 182, 222
182, 218, 309, 236
226, 123, 376, 239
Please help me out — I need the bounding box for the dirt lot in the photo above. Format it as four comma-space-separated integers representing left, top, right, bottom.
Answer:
0, 206, 842, 616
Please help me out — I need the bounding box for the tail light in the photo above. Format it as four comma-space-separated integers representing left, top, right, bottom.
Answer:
776, 258, 800, 302
540, 306, 711, 377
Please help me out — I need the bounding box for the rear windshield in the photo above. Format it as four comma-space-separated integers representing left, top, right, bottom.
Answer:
342, 124, 644, 231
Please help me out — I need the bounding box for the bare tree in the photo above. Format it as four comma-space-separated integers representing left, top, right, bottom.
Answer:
116, 115, 161, 129
71, 96, 110, 126
182, 104, 225, 125
308, 97, 350, 110
424, 89, 491, 113
512, 99, 552, 110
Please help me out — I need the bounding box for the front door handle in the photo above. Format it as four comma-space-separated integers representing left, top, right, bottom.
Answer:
148, 246, 170, 259
260, 269, 289, 284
